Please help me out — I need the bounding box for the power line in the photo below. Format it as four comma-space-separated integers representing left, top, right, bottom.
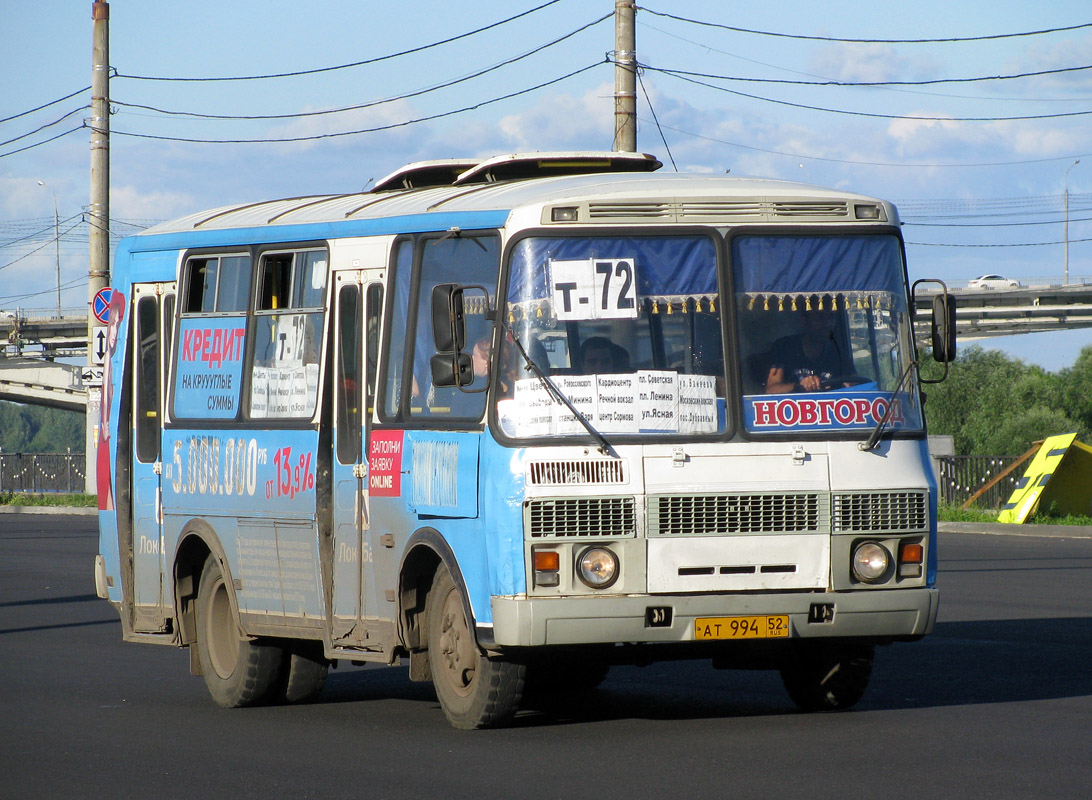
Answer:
111, 13, 611, 123
115, 0, 565, 83
0, 86, 90, 125
0, 276, 87, 305
0, 219, 86, 272
0, 107, 89, 149
0, 213, 86, 249
904, 216, 1092, 228
111, 62, 603, 145
906, 237, 1092, 247
642, 63, 1092, 90
635, 115, 1092, 168
642, 64, 1092, 122
637, 6, 1092, 44
0, 126, 85, 160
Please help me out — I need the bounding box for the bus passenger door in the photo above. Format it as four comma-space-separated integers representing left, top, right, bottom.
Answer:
130, 282, 175, 632
330, 274, 382, 642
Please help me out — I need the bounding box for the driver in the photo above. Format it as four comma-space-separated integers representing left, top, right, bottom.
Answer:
764, 307, 853, 393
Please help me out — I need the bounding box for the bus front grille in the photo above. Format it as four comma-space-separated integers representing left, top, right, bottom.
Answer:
649, 493, 824, 536
528, 459, 626, 486
526, 497, 636, 538
832, 491, 928, 532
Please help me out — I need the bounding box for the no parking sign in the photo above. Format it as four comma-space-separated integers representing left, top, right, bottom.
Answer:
92, 287, 113, 324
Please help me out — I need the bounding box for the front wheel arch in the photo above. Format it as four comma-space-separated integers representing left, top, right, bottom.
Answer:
398, 528, 476, 653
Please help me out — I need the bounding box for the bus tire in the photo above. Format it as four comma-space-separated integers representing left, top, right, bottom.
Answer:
426, 567, 524, 729
195, 555, 283, 708
279, 641, 329, 704
779, 642, 874, 712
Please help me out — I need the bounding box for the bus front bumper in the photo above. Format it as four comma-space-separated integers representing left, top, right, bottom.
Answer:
489, 587, 938, 648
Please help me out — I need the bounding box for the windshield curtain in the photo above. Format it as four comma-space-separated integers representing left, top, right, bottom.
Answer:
732, 233, 922, 434
497, 234, 726, 439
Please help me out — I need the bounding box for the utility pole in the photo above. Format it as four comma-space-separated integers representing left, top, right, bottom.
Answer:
613, 1, 637, 152
88, 0, 110, 493
1065, 159, 1079, 286
36, 180, 62, 317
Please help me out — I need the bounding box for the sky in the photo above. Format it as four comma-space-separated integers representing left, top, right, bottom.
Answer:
2, 0, 1090, 370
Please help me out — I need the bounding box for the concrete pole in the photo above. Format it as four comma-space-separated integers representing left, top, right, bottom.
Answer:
88, 0, 110, 493
613, 1, 637, 152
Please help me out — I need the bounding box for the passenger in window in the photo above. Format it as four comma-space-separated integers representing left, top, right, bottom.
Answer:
764, 308, 853, 393
580, 336, 629, 374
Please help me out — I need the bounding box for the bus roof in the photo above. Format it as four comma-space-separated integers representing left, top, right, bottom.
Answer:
136, 154, 898, 239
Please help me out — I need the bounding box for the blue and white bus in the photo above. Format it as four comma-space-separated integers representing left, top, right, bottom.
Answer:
95, 152, 955, 728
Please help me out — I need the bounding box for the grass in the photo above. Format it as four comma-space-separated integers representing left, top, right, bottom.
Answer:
938, 503, 999, 523
940, 501, 1092, 526
0, 492, 97, 507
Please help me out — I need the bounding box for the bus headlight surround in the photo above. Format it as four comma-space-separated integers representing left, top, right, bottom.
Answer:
852, 541, 890, 583
576, 546, 619, 589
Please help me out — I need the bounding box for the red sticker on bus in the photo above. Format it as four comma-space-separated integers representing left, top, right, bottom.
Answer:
368, 430, 404, 496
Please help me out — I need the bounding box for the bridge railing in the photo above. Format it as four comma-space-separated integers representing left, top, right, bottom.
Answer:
935, 455, 1022, 509
0, 453, 86, 494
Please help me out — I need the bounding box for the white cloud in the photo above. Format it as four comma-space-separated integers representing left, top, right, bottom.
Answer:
809, 43, 934, 83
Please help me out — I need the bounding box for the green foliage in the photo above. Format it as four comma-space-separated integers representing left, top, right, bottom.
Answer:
937, 502, 999, 523
0, 401, 84, 454
0, 492, 96, 507
920, 345, 1091, 457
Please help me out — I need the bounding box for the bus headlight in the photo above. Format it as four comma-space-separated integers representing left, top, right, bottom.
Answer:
577, 547, 619, 589
852, 542, 890, 583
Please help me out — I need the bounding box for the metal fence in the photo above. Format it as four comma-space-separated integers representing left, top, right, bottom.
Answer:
935, 455, 1022, 509
0, 453, 86, 494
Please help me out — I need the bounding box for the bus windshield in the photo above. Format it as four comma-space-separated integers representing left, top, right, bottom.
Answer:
497, 234, 726, 439
733, 233, 922, 434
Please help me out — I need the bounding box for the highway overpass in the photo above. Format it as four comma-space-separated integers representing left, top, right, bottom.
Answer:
4, 280, 1092, 410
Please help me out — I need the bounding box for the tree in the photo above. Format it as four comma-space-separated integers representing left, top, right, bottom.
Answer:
920, 346, 1087, 456
0, 402, 84, 453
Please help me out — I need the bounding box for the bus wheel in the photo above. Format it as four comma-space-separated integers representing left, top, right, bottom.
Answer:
779, 642, 874, 712
195, 555, 283, 708
278, 641, 329, 704
426, 567, 524, 729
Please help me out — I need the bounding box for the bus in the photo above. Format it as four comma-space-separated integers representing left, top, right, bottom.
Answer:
94, 151, 956, 728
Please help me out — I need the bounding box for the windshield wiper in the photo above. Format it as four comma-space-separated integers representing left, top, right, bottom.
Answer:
859, 361, 917, 451
506, 327, 617, 458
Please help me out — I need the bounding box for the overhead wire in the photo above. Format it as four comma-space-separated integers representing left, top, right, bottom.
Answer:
111, 12, 611, 122
0, 107, 90, 149
0, 85, 90, 125
639, 64, 1092, 122
115, 0, 566, 83
633, 115, 1092, 168
111, 62, 603, 145
637, 7, 1092, 44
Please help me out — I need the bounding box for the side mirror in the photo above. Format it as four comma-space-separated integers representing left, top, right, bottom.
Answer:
432, 283, 465, 353
430, 352, 473, 388
931, 293, 957, 363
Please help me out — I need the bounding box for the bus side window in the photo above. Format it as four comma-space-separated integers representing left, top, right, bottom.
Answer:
336, 284, 361, 465
411, 234, 498, 420
248, 248, 328, 419
381, 239, 413, 420
366, 283, 383, 410
134, 296, 160, 463
182, 255, 249, 313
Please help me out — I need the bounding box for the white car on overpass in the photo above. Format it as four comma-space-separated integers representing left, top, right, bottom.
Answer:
968, 274, 1022, 290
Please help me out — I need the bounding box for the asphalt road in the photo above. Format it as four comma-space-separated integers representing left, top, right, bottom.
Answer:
2, 512, 1090, 800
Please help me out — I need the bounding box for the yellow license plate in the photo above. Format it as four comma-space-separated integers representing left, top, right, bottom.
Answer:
694, 615, 790, 640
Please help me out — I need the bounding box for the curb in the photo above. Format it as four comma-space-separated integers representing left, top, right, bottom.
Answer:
939, 521, 1092, 539
0, 505, 97, 516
